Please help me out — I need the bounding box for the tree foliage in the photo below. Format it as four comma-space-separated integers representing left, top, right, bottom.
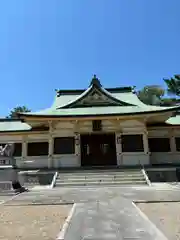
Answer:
160, 98, 176, 106
137, 74, 180, 106
137, 85, 165, 105
7, 106, 31, 119
164, 74, 180, 96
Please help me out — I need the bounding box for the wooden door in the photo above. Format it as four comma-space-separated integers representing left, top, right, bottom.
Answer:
81, 134, 117, 166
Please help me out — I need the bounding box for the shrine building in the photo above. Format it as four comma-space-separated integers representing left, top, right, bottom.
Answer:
0, 75, 180, 169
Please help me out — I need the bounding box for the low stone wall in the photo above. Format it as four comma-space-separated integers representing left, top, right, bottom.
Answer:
147, 169, 178, 182
0, 181, 12, 191
18, 171, 55, 186
0, 168, 55, 191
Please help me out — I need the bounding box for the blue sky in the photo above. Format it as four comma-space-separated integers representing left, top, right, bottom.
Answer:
0, 0, 180, 116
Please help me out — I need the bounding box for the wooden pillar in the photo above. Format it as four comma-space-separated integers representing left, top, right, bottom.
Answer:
21, 137, 27, 168
74, 132, 81, 166
115, 132, 122, 166
143, 130, 149, 154
48, 121, 54, 169
170, 129, 176, 153
48, 137, 54, 169
22, 137, 27, 164
142, 130, 150, 165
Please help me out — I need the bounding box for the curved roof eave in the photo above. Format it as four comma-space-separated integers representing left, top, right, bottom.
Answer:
59, 85, 93, 108
17, 105, 180, 118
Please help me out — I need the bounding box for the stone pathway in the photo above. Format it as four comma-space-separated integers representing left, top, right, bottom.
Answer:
2, 185, 180, 239
0, 190, 17, 204
65, 199, 167, 240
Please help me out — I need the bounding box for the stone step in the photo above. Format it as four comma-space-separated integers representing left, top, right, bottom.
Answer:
58, 174, 144, 178
56, 176, 145, 182
56, 181, 147, 186
58, 175, 144, 180
58, 168, 141, 172
55, 170, 147, 187
58, 173, 144, 178
58, 170, 142, 175
56, 175, 146, 181
55, 180, 147, 187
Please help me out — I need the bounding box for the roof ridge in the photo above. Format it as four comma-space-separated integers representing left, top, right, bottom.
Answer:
56, 87, 133, 96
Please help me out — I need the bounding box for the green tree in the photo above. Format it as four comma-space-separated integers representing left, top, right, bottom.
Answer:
164, 74, 180, 96
7, 106, 31, 119
160, 98, 176, 106
137, 85, 165, 105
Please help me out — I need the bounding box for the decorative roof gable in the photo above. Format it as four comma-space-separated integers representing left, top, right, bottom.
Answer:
59, 75, 135, 109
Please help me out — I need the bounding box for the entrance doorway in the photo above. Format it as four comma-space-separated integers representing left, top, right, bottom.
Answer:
80, 133, 117, 166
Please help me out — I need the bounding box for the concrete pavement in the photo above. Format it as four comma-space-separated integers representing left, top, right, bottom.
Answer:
1, 185, 179, 239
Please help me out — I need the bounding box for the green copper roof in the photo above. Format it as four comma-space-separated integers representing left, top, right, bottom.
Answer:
51, 91, 148, 110
18, 105, 180, 118
166, 115, 180, 125
20, 76, 180, 117
0, 120, 31, 132
14, 76, 180, 120
0, 76, 180, 132
52, 77, 144, 109
59, 82, 135, 108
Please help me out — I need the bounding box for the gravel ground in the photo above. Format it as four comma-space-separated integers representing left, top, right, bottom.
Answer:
137, 202, 180, 240
0, 204, 71, 240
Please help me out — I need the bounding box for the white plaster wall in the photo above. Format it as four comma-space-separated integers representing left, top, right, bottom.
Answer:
0, 135, 23, 142
27, 134, 49, 141
28, 119, 147, 135
77, 121, 92, 132
121, 153, 149, 166
120, 120, 146, 133
53, 155, 80, 168
22, 156, 49, 169
173, 129, 180, 136
120, 119, 145, 128
102, 120, 117, 131
57, 120, 117, 133
148, 129, 169, 137
53, 121, 75, 136
55, 120, 120, 133
78, 120, 120, 132
53, 130, 75, 137
103, 119, 146, 133
55, 121, 74, 130
150, 153, 180, 164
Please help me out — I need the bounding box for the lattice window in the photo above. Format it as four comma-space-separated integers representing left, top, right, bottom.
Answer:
54, 137, 75, 154
148, 138, 170, 152
27, 142, 48, 156
121, 134, 144, 152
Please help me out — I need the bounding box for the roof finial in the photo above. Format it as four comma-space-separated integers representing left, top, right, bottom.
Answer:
90, 74, 102, 87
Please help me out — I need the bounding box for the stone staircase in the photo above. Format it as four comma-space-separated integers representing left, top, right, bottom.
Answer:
55, 169, 148, 187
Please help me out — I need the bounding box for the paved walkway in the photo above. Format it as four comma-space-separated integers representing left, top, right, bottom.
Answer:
65, 199, 167, 240
2, 185, 180, 239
